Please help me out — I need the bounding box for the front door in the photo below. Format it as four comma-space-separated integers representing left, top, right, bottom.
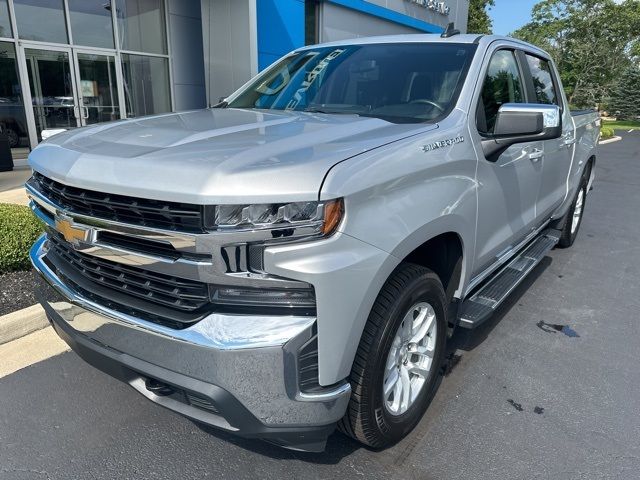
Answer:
472, 48, 544, 276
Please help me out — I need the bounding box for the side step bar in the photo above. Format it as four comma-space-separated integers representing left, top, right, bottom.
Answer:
458, 229, 561, 329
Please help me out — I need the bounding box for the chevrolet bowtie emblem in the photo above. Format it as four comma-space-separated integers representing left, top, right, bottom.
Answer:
54, 215, 89, 246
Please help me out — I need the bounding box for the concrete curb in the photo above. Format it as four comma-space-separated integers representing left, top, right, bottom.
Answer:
0, 187, 29, 206
0, 304, 48, 345
599, 136, 622, 145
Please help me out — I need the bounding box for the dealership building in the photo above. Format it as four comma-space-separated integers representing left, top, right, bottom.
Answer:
0, 0, 468, 153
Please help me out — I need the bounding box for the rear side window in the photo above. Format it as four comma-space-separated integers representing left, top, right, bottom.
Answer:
478, 50, 524, 134
525, 54, 558, 105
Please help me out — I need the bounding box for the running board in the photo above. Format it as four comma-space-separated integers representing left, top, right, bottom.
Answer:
458, 229, 560, 329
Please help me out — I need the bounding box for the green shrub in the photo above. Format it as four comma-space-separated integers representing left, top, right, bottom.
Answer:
600, 126, 615, 140
0, 203, 43, 274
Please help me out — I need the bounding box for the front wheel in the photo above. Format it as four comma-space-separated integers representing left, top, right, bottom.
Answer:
338, 263, 447, 448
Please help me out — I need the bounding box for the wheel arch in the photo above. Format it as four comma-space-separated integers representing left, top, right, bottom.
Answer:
402, 232, 464, 302
585, 154, 596, 191
389, 215, 472, 300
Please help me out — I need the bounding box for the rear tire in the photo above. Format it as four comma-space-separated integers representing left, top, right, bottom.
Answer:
338, 263, 447, 448
557, 175, 588, 248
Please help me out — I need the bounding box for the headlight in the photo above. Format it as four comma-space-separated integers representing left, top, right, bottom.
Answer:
213, 198, 344, 238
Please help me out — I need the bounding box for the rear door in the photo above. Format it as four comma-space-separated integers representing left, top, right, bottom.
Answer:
521, 53, 574, 219
472, 48, 544, 276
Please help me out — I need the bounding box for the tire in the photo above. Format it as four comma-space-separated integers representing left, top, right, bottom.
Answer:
338, 263, 447, 448
557, 175, 588, 248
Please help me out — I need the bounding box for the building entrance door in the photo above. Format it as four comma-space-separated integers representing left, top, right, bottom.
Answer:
19, 44, 125, 148
73, 50, 123, 126
23, 46, 80, 144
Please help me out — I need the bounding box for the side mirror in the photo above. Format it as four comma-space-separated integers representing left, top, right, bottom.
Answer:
482, 103, 562, 161
212, 96, 228, 108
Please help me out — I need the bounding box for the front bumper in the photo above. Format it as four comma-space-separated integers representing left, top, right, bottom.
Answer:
31, 236, 351, 452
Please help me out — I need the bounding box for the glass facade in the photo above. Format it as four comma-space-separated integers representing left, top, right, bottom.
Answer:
0, 41, 27, 147
0, 0, 11, 38
117, 0, 167, 55
0, 0, 173, 149
14, 0, 68, 44
68, 0, 115, 49
121, 54, 170, 117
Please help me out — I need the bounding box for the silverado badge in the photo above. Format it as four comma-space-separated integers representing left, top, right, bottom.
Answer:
421, 135, 464, 153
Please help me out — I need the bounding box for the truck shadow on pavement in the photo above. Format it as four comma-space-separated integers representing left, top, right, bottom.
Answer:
193, 422, 362, 463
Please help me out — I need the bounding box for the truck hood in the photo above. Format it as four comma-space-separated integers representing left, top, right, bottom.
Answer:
28, 108, 434, 204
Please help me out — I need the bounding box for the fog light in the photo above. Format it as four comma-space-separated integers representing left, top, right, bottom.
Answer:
210, 285, 316, 309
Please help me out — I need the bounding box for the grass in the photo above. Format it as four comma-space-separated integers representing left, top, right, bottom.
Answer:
0, 203, 43, 273
600, 126, 615, 140
602, 120, 640, 131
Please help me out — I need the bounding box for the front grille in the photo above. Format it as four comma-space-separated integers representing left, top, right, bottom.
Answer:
47, 235, 211, 328
30, 172, 206, 232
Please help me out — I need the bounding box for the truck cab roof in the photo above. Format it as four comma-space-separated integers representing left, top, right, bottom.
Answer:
297, 34, 551, 59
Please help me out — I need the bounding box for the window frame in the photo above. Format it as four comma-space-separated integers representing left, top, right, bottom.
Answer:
475, 47, 532, 137
519, 51, 562, 111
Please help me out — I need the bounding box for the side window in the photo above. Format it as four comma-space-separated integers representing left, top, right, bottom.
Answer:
478, 50, 524, 134
525, 54, 558, 105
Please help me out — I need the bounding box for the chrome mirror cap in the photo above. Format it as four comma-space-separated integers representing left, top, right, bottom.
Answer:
498, 103, 561, 128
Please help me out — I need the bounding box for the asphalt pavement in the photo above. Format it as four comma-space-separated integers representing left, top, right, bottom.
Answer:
1, 133, 639, 480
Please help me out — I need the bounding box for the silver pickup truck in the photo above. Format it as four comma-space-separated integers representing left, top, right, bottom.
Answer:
28, 33, 599, 452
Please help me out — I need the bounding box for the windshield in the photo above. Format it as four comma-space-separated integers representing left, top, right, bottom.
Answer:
227, 43, 477, 123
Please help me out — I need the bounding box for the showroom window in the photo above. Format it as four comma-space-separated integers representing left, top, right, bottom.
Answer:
0, 41, 27, 148
68, 0, 115, 49
0, 0, 11, 38
121, 53, 170, 117
116, 0, 167, 55
13, 0, 68, 44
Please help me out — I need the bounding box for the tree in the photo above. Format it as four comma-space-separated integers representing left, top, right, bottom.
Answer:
467, 0, 495, 34
512, 0, 640, 108
609, 66, 640, 119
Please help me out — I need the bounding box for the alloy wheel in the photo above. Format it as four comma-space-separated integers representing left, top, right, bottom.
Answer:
383, 302, 437, 416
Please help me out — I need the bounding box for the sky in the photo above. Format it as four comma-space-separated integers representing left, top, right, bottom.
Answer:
489, 0, 627, 35
489, 0, 539, 35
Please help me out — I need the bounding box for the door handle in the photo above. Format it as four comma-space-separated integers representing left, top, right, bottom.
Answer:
562, 134, 576, 146
82, 106, 89, 119
529, 148, 544, 162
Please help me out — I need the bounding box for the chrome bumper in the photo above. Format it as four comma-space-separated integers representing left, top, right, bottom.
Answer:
31, 235, 350, 451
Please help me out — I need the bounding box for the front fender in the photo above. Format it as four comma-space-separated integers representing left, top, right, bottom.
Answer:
264, 232, 399, 386
321, 119, 478, 296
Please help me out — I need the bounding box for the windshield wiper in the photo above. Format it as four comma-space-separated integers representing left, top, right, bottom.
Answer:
303, 107, 362, 116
